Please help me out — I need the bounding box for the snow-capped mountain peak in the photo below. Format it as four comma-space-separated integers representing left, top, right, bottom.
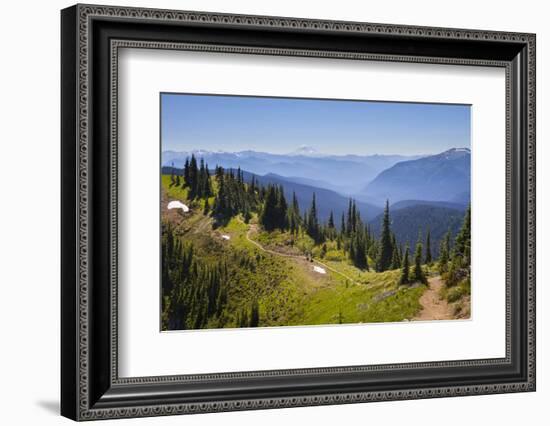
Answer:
289, 145, 323, 157
438, 147, 471, 160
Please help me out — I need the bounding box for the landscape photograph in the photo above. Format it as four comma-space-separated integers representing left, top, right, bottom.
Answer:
160, 93, 472, 331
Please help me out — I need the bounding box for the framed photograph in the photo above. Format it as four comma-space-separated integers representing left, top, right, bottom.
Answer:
61, 4, 536, 421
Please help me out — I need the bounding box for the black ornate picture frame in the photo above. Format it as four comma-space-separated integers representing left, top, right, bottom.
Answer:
61, 4, 536, 421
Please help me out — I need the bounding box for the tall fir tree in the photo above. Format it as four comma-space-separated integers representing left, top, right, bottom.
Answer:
275, 185, 288, 229
438, 230, 451, 273
454, 204, 471, 265
214, 164, 224, 182
249, 301, 260, 327
248, 176, 256, 197
351, 200, 357, 233
307, 193, 320, 242
346, 199, 353, 236
183, 158, 190, 188
188, 154, 199, 198
400, 245, 410, 285
259, 185, 279, 231
204, 163, 212, 197
444, 229, 451, 258
170, 162, 176, 187
288, 191, 301, 234
425, 229, 432, 265
326, 210, 335, 240
328, 211, 335, 228
212, 174, 228, 220
377, 200, 393, 272
413, 242, 427, 284
390, 234, 401, 269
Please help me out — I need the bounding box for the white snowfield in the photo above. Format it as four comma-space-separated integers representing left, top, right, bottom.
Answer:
313, 265, 326, 274
167, 200, 189, 212
221, 235, 231, 240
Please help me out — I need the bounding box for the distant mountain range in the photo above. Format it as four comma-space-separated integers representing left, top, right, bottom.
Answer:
390, 199, 466, 211
162, 149, 421, 195
360, 148, 470, 205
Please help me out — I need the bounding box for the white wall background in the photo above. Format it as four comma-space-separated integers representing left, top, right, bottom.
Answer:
0, 0, 546, 424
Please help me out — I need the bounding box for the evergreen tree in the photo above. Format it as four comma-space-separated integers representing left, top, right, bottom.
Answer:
400, 245, 410, 285
390, 234, 401, 269
340, 212, 346, 235
201, 162, 212, 197
445, 229, 451, 258
183, 158, 190, 187
212, 174, 229, 220
454, 204, 471, 266
350, 232, 368, 270
248, 176, 256, 197
259, 185, 279, 231
438, 230, 451, 273
377, 200, 393, 272
368, 240, 379, 263
170, 162, 176, 187
215, 165, 224, 182
446, 255, 462, 287
328, 211, 335, 228
239, 308, 249, 328
203, 197, 210, 215
307, 193, 320, 242
188, 154, 199, 198
249, 301, 260, 327
275, 185, 288, 229
292, 191, 300, 215
197, 158, 206, 198
346, 199, 353, 236
325, 211, 335, 240
288, 191, 300, 234
236, 166, 242, 184
413, 242, 427, 284
425, 229, 432, 265
351, 200, 357, 233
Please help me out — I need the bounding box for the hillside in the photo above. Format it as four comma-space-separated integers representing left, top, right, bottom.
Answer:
161, 175, 428, 329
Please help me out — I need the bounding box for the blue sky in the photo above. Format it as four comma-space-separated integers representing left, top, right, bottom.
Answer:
161, 93, 470, 156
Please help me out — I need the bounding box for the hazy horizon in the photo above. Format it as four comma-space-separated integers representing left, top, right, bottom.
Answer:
161, 145, 470, 158
161, 93, 471, 156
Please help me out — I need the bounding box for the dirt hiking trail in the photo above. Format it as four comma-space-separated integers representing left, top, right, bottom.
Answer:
414, 276, 453, 321
245, 225, 360, 286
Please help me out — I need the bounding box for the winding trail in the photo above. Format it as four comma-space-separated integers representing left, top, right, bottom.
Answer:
414, 275, 453, 321
245, 226, 360, 286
